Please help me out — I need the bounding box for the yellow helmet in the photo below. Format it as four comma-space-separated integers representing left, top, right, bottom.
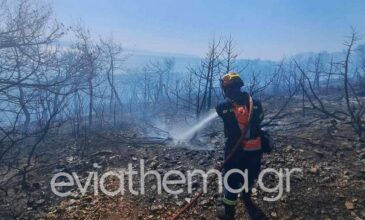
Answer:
220, 72, 244, 88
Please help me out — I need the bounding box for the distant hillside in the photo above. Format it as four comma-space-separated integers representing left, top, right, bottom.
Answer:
123, 50, 201, 73
122, 49, 278, 77
122, 43, 365, 77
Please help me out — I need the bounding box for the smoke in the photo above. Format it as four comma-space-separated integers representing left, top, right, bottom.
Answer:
171, 111, 218, 141
143, 110, 220, 150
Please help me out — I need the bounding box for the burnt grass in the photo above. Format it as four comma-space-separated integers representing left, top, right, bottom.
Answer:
1, 102, 365, 220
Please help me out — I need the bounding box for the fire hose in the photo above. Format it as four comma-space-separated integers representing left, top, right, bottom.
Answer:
169, 97, 254, 220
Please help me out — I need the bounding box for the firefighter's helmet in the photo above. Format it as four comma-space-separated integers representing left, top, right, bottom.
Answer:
220, 72, 244, 88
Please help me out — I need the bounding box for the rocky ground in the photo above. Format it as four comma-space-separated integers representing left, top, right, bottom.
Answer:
1, 107, 365, 220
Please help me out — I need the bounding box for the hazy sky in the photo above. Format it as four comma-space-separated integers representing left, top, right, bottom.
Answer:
52, 0, 365, 60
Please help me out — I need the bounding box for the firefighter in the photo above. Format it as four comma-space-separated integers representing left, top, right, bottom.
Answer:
216, 72, 265, 220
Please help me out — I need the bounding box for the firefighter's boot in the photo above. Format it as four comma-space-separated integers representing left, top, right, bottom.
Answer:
217, 204, 235, 220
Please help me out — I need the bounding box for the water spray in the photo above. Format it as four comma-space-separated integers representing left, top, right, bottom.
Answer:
171, 110, 218, 142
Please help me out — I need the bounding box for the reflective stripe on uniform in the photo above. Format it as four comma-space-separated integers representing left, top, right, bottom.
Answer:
242, 136, 262, 151
223, 197, 237, 206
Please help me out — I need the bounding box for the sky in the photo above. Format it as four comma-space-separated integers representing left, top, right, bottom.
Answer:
51, 0, 365, 60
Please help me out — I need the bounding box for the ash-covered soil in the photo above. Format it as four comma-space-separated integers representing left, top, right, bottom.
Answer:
1, 109, 365, 220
